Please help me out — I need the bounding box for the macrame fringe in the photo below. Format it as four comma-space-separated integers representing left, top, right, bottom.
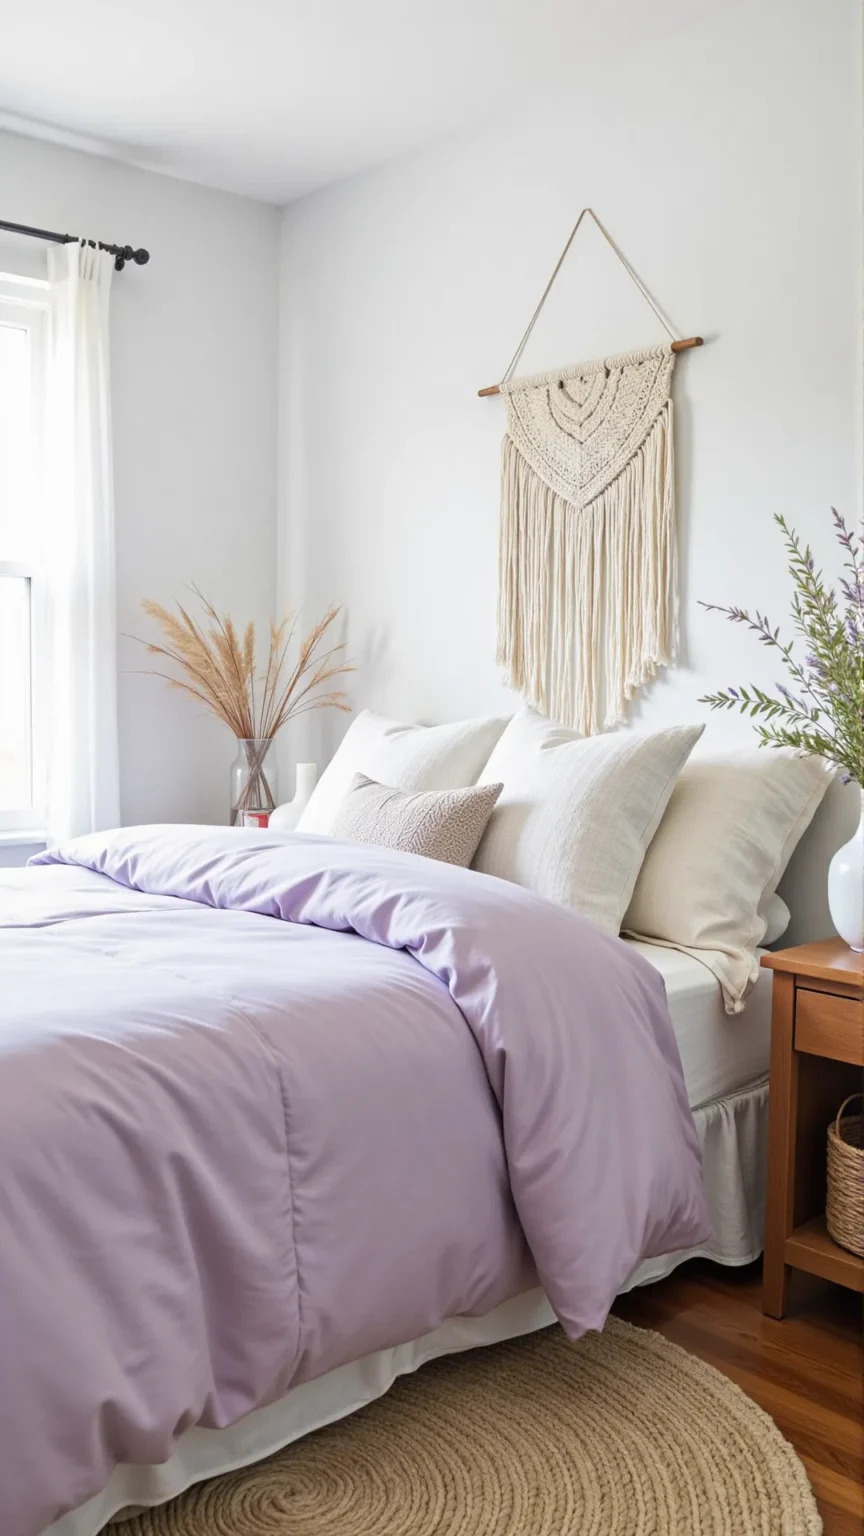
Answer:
497, 402, 676, 735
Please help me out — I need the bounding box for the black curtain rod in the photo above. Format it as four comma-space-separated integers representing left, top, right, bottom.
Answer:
0, 218, 149, 272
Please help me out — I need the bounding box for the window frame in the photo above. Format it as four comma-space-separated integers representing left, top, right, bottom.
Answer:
0, 274, 49, 837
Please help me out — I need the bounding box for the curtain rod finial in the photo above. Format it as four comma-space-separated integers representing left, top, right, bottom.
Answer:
114, 246, 150, 272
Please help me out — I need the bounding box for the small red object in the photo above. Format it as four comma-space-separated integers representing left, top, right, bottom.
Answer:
241, 810, 270, 829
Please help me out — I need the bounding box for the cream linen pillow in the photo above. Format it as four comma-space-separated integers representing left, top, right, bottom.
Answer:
622, 749, 832, 1013
472, 709, 703, 934
297, 710, 508, 834
329, 774, 503, 866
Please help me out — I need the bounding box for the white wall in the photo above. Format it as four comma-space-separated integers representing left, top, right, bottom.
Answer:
0, 129, 280, 836
278, 0, 862, 939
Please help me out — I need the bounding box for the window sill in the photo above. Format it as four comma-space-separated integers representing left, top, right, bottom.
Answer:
0, 829, 46, 846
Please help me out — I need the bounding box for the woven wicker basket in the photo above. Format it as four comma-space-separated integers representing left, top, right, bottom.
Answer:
826, 1094, 864, 1259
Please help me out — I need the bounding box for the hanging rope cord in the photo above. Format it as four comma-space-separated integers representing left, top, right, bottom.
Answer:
499, 208, 680, 389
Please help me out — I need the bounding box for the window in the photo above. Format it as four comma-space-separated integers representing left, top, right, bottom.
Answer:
0, 275, 47, 833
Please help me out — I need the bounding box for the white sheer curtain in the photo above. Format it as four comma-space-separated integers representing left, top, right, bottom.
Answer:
44, 242, 120, 842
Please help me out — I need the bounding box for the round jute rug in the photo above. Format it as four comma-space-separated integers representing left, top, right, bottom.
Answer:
110, 1318, 821, 1536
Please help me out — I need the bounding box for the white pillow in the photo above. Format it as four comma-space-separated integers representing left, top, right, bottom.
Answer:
622, 748, 832, 1013
472, 709, 703, 934
297, 710, 509, 834
761, 892, 791, 946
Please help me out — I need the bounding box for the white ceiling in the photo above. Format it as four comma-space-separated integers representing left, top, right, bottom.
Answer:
0, 0, 715, 204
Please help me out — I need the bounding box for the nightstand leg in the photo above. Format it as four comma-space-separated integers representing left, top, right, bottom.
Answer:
763, 972, 797, 1319
762, 1248, 790, 1319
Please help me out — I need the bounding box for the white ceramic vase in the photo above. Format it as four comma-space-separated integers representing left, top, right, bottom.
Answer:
269, 762, 318, 832
827, 784, 864, 952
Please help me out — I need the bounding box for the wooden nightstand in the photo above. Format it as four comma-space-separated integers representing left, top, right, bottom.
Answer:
761, 940, 864, 1317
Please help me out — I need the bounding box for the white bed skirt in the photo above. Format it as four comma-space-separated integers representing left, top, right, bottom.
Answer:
47, 1077, 768, 1536
623, 1076, 768, 1289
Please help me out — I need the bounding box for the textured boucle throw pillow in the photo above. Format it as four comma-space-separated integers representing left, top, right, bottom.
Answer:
329, 774, 503, 867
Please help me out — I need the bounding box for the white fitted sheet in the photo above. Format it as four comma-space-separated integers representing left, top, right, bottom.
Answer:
623, 940, 772, 1110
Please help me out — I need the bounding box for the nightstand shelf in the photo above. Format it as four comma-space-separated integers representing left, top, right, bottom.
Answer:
761, 939, 863, 1318
784, 1214, 864, 1293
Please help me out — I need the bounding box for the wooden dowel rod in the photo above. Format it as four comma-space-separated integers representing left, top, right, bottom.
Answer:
477, 336, 704, 397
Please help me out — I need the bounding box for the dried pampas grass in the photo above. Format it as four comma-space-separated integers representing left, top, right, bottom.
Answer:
136, 589, 353, 816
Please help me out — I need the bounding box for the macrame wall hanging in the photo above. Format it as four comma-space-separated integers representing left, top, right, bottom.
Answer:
479, 208, 703, 736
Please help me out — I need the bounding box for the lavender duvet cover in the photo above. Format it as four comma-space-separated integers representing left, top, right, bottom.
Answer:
0, 826, 709, 1535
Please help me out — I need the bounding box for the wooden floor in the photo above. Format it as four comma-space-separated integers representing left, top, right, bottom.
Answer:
614, 1259, 864, 1535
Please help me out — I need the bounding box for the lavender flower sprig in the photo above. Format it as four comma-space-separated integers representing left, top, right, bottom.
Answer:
699, 511, 864, 785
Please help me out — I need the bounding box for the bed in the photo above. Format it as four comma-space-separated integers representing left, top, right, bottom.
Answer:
0, 824, 767, 1536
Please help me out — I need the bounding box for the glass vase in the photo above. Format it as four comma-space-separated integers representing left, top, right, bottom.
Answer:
230, 739, 278, 827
